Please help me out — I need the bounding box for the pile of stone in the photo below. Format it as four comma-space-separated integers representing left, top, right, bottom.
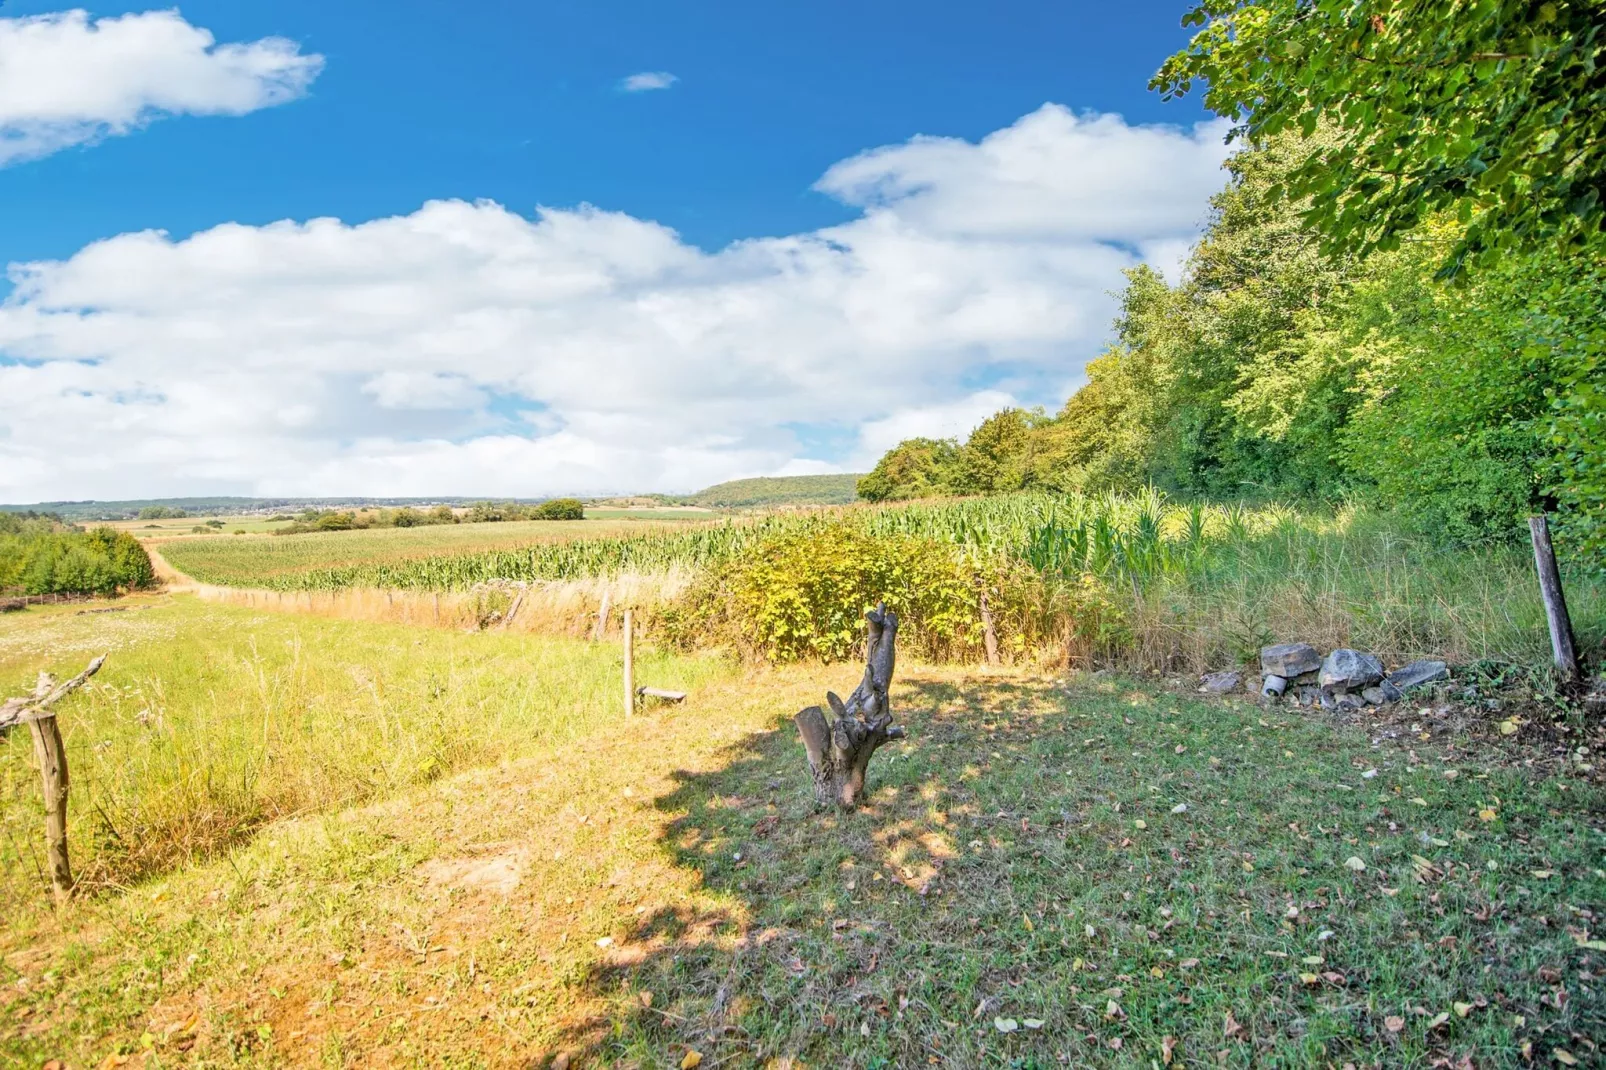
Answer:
1199, 643, 1448, 711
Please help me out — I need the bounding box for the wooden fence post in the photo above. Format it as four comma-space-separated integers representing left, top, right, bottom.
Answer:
622, 608, 635, 718
29, 703, 72, 900
1, 654, 107, 902
593, 589, 612, 642
1528, 515, 1581, 686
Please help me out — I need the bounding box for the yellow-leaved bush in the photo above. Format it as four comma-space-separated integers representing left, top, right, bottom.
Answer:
659, 521, 1130, 665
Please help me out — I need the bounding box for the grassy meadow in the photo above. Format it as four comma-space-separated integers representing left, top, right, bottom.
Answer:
0, 596, 735, 896
2, 637, 1601, 1067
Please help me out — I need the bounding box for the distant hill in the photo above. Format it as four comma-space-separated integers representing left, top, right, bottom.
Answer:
0, 496, 526, 521
681, 474, 864, 508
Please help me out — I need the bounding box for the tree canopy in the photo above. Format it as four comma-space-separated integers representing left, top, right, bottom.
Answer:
1153, 0, 1606, 277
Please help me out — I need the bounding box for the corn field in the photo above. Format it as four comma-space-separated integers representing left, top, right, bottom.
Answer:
163, 492, 1313, 593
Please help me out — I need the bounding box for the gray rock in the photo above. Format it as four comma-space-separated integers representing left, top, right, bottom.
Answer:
1361, 686, 1391, 706
1319, 690, 1338, 711
1297, 685, 1321, 707
1199, 670, 1242, 694
1262, 674, 1288, 698
1385, 659, 1448, 692
1319, 649, 1385, 690
1335, 692, 1367, 711
1261, 642, 1323, 678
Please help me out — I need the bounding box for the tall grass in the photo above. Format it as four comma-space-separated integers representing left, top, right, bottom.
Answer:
0, 599, 734, 895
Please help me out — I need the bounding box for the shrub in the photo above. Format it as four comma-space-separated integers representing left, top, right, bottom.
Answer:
0, 525, 154, 596
534, 498, 586, 521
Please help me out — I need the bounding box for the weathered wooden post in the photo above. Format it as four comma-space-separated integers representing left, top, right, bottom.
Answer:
1528, 515, 1581, 686
622, 608, 635, 718
1, 654, 107, 902
794, 603, 907, 808
979, 586, 1000, 667
593, 589, 612, 642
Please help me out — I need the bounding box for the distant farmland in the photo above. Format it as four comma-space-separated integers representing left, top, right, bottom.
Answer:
157, 517, 719, 588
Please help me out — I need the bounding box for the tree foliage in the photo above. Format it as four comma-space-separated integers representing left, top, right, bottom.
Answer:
0, 519, 156, 596
1154, 0, 1606, 277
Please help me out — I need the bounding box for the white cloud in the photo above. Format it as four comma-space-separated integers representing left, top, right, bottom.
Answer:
0, 8, 323, 165
0, 105, 1230, 501
619, 71, 678, 92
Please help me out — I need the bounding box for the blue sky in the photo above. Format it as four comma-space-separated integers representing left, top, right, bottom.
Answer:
0, 2, 1230, 501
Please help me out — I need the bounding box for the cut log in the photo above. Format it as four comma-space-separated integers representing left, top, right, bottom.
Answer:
637, 687, 687, 702
794, 603, 907, 809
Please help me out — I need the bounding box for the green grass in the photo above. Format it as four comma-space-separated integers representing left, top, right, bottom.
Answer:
0, 596, 735, 895
3, 661, 1600, 1067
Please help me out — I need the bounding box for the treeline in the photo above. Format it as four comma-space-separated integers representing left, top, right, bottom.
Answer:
860, 135, 1604, 552
0, 513, 156, 597
273, 499, 586, 534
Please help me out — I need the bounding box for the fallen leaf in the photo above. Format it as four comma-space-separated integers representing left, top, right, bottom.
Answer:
1105, 1000, 1125, 1020
1344, 856, 1367, 872
640, 990, 654, 1007
994, 1017, 1019, 1033
1498, 718, 1521, 736
1172, 803, 1188, 814
681, 1052, 703, 1070
1532, 870, 1554, 879
1021, 912, 1035, 932
1022, 1018, 1045, 1030
596, 937, 614, 948
1479, 809, 1497, 822
1554, 1050, 1578, 1066
1134, 819, 1147, 830
1223, 1010, 1244, 1039
1453, 1001, 1474, 1018
1109, 1037, 1123, 1050
1299, 972, 1320, 985
1425, 1011, 1449, 1030
1384, 1015, 1405, 1033
1179, 957, 1200, 969
1161, 1034, 1178, 1065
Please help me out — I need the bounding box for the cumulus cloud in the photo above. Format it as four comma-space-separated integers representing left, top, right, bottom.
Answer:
0, 105, 1230, 501
0, 8, 323, 165
619, 71, 678, 92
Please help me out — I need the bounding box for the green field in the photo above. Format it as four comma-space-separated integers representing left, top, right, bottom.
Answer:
156, 517, 719, 588
155, 493, 1605, 673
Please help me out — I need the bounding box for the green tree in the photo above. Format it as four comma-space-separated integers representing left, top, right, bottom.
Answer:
857, 438, 964, 502
534, 498, 586, 520
1155, 0, 1606, 276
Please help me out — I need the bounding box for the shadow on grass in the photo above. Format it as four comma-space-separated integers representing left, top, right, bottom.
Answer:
537, 672, 1606, 1069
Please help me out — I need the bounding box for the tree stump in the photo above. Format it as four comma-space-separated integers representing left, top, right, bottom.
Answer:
793, 603, 907, 809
